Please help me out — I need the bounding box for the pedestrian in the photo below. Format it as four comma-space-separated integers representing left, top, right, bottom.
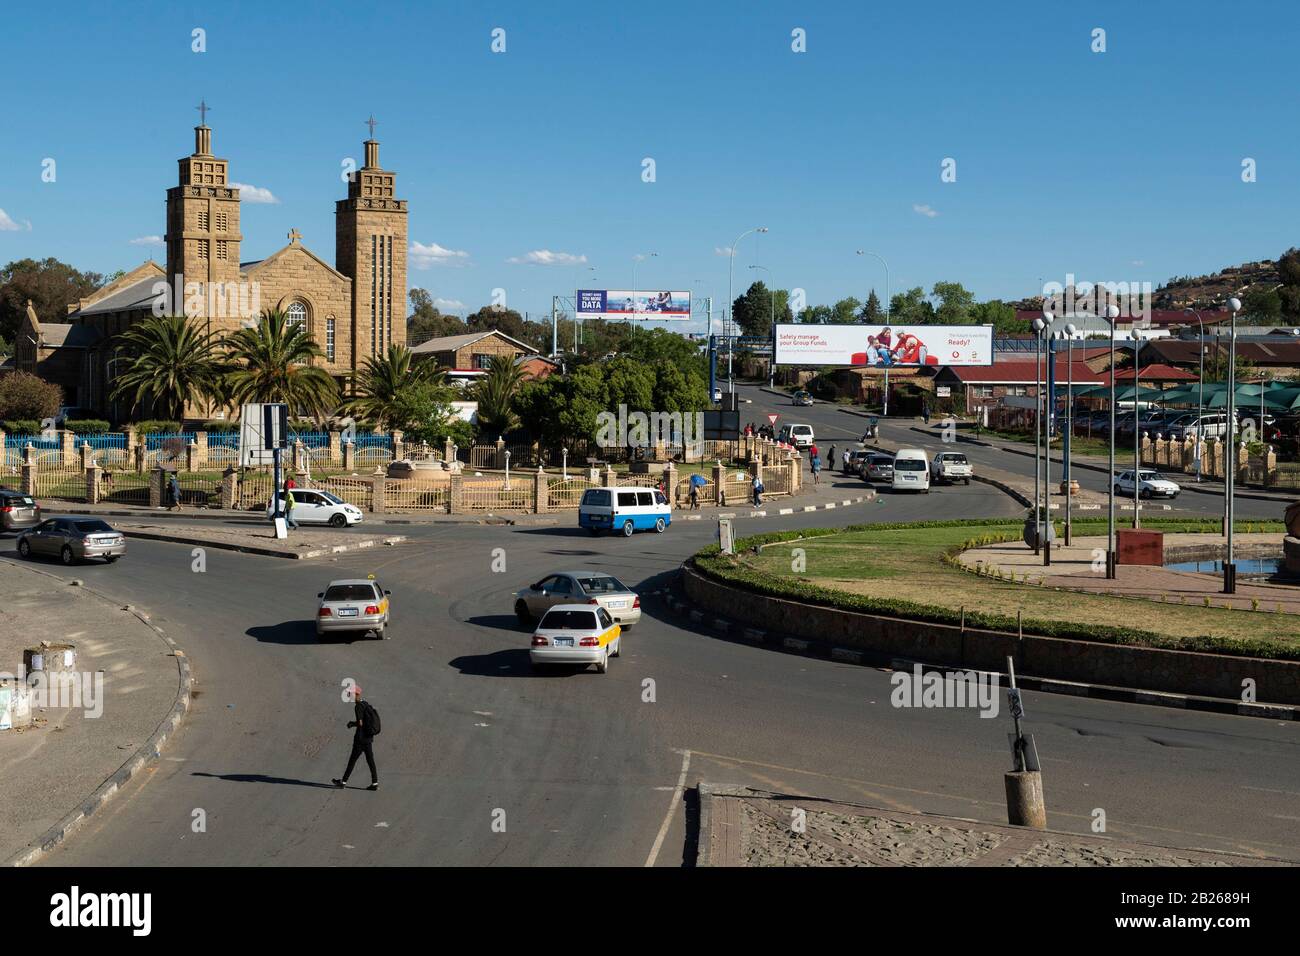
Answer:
809, 442, 819, 463
842, 446, 850, 473
689, 472, 706, 509
285, 487, 299, 530
810, 453, 821, 485
922, 400, 931, 425
828, 445, 837, 473
167, 472, 182, 511
752, 474, 764, 506
332, 685, 380, 791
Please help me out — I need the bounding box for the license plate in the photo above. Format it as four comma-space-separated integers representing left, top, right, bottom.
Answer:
338, 608, 359, 617
608, 601, 626, 609
552, 637, 574, 647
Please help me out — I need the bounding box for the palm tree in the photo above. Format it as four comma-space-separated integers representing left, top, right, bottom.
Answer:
472, 354, 527, 437
342, 344, 444, 429
110, 314, 228, 421
223, 308, 338, 420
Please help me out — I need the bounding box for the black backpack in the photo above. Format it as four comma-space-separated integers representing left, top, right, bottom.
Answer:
360, 700, 381, 736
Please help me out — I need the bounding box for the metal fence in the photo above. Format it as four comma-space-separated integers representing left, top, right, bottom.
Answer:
312, 476, 374, 512
99, 471, 150, 506
461, 478, 534, 512
720, 471, 753, 504
31, 466, 86, 500
547, 476, 598, 510
384, 479, 448, 512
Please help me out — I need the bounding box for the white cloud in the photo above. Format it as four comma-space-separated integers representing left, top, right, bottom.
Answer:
506, 249, 587, 266
912, 204, 939, 218
714, 246, 733, 256
231, 182, 280, 204
1131, 259, 1145, 267
130, 235, 165, 246
0, 208, 28, 231
434, 297, 465, 310
410, 241, 471, 269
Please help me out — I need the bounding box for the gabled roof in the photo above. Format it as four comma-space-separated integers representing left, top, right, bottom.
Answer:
38, 323, 102, 348
944, 358, 1104, 384
69, 260, 164, 315
74, 273, 162, 316
241, 241, 349, 282
1111, 364, 1197, 382
409, 329, 539, 355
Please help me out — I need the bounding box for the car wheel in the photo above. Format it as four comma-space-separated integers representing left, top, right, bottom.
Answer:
588, 527, 600, 536
964, 478, 971, 485
612, 636, 621, 658
622, 519, 635, 537
515, 600, 532, 626
1113, 485, 1123, 496
596, 647, 609, 674
105, 555, 119, 563
1140, 489, 1150, 500
531, 660, 547, 674
17, 539, 30, 558
654, 517, 666, 533
61, 546, 75, 565
329, 513, 347, 528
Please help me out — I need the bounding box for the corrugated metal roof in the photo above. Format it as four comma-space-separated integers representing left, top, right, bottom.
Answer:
73, 275, 160, 316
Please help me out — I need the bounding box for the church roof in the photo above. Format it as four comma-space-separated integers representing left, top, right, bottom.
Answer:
74, 274, 161, 316
39, 323, 102, 348
409, 329, 539, 354
241, 240, 348, 282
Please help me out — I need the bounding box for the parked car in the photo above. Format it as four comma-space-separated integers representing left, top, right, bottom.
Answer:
529, 604, 621, 674
316, 577, 391, 639
267, 489, 364, 527
846, 447, 871, 474
778, 423, 815, 449
0, 489, 41, 532
891, 448, 931, 493
578, 486, 671, 536
859, 453, 895, 483
792, 390, 814, 407
17, 517, 125, 564
931, 451, 973, 485
515, 571, 641, 627
1113, 469, 1181, 500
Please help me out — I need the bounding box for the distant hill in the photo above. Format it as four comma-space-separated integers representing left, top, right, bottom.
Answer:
1154, 259, 1281, 309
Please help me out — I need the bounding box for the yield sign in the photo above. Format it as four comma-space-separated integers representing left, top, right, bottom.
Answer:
767, 414, 779, 426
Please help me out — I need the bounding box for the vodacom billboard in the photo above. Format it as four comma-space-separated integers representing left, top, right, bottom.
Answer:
773, 323, 993, 367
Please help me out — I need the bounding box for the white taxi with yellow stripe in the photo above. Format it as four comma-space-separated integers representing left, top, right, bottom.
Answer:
316, 577, 391, 640
529, 604, 622, 674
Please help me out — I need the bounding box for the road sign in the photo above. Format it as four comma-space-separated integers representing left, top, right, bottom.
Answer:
767, 413, 779, 426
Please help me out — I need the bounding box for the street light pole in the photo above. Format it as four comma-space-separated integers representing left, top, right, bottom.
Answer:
728, 228, 768, 395
1224, 296, 1242, 594
1031, 316, 1047, 556
1184, 308, 1205, 481
1105, 304, 1120, 578
1064, 323, 1077, 545
1038, 311, 1055, 565
1132, 335, 1142, 529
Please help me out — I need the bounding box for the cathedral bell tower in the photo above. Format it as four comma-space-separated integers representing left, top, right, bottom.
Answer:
165, 101, 243, 327
336, 116, 408, 369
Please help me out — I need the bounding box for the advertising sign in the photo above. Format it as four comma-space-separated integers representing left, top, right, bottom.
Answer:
238, 402, 289, 467
773, 324, 993, 367
576, 289, 691, 321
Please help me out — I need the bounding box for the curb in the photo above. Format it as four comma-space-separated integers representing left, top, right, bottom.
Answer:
116, 527, 409, 559
673, 492, 873, 521
40, 504, 552, 528
662, 578, 1300, 723
3, 572, 193, 867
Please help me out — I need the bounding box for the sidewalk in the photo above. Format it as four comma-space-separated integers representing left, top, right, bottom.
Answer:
108, 519, 409, 560
0, 560, 187, 865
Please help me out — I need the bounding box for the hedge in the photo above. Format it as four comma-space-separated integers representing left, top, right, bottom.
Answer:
691, 518, 1299, 662
2, 420, 44, 435
64, 419, 111, 434
133, 420, 182, 434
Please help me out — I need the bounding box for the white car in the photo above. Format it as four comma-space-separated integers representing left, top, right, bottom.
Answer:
514, 571, 641, 627
529, 604, 622, 674
268, 489, 364, 527
892, 448, 931, 493
931, 451, 973, 485
779, 424, 815, 449
1113, 469, 1180, 500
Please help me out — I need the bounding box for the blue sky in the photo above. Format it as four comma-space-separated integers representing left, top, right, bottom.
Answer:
2, 0, 1297, 334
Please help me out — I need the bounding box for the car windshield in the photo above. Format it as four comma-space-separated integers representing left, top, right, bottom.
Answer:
1140, 471, 1163, 480
943, 455, 968, 464
539, 610, 599, 630
871, 456, 893, 465
576, 574, 629, 594
324, 584, 377, 601
73, 520, 114, 533
319, 491, 344, 505
895, 459, 925, 471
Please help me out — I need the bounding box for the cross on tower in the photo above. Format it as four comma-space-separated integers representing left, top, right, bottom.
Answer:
366, 115, 378, 139
288, 228, 302, 243
196, 99, 211, 125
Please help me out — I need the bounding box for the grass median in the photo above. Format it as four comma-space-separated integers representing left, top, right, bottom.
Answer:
692, 518, 1300, 660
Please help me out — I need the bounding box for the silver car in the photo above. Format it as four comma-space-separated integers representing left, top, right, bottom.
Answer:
515, 571, 641, 627
18, 517, 125, 564
0, 489, 41, 532
316, 578, 391, 639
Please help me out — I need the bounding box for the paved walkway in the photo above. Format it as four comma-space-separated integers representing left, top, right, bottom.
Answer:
958, 533, 1300, 612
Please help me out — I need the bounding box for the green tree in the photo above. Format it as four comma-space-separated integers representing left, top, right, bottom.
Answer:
831, 297, 862, 324
465, 305, 543, 348
859, 290, 884, 322
932, 281, 975, 323
0, 257, 107, 343
389, 377, 462, 445
888, 287, 936, 323
797, 304, 833, 324
970, 300, 1021, 334
471, 354, 528, 437
223, 308, 338, 421
0, 370, 63, 421
343, 344, 446, 429
1242, 286, 1282, 324
109, 314, 228, 421
407, 288, 466, 344
731, 281, 778, 337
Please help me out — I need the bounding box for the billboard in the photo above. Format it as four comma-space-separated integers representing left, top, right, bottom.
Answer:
773, 324, 993, 367
576, 289, 691, 321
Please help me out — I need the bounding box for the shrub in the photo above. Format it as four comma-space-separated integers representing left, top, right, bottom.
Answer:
2, 419, 43, 435
64, 419, 111, 434
134, 420, 182, 434
0, 371, 61, 422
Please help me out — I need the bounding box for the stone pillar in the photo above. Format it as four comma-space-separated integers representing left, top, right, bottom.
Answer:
1266, 445, 1278, 486
194, 431, 209, 470
602, 464, 617, 488
220, 470, 238, 510
23, 442, 34, 467
125, 426, 138, 462
133, 443, 146, 473
329, 430, 342, 467
663, 463, 677, 507
149, 467, 165, 508
186, 440, 199, 473
788, 456, 800, 495
60, 430, 76, 465
79, 441, 93, 470
448, 473, 464, 514
342, 441, 355, 472
444, 437, 456, 463
392, 431, 405, 461
533, 466, 548, 514
712, 461, 725, 506
85, 463, 100, 504
1140, 432, 1153, 466
371, 476, 387, 514
20, 457, 34, 497
1236, 441, 1249, 482
653, 437, 666, 461
495, 436, 506, 469
0, 429, 6, 461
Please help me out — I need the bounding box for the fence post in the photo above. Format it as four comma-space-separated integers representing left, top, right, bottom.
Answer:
60, 430, 76, 465
195, 431, 209, 470
788, 455, 800, 495
371, 476, 387, 514
21, 447, 35, 497
712, 461, 725, 506
663, 463, 677, 507
392, 430, 405, 462
342, 440, 355, 472
495, 436, 506, 469
1266, 445, 1277, 486
133, 443, 146, 473
444, 437, 456, 463
124, 426, 138, 463
220, 469, 237, 510
448, 473, 463, 514
149, 467, 165, 509
186, 440, 199, 473
79, 441, 93, 471
533, 466, 548, 514
602, 464, 617, 488
85, 462, 100, 504
328, 430, 342, 468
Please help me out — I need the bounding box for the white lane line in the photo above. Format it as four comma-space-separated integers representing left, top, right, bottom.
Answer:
645, 749, 692, 867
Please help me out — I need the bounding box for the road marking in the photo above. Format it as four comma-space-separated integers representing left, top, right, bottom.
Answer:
645, 749, 691, 867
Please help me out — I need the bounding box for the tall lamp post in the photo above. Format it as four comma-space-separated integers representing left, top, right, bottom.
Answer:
1039, 311, 1055, 564
1224, 296, 1242, 594
727, 229, 767, 395
1132, 334, 1143, 529
1063, 323, 1077, 545
1183, 308, 1205, 481
1105, 304, 1120, 578
1031, 315, 1050, 555
856, 250, 891, 414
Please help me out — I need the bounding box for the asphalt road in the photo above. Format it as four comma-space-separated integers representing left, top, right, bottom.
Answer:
9, 385, 1298, 866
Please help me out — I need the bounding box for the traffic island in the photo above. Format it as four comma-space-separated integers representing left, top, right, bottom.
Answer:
107, 520, 408, 559
695, 786, 1291, 867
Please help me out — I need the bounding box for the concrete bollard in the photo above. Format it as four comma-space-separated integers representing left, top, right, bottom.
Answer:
1004, 771, 1047, 829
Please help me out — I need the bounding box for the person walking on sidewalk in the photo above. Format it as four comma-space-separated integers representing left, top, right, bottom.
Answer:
333, 685, 380, 791
842, 446, 850, 473
167, 472, 182, 512
752, 474, 764, 506
284, 488, 299, 530
828, 445, 837, 474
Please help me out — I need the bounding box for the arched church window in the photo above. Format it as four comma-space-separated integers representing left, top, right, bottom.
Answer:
286, 301, 308, 331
